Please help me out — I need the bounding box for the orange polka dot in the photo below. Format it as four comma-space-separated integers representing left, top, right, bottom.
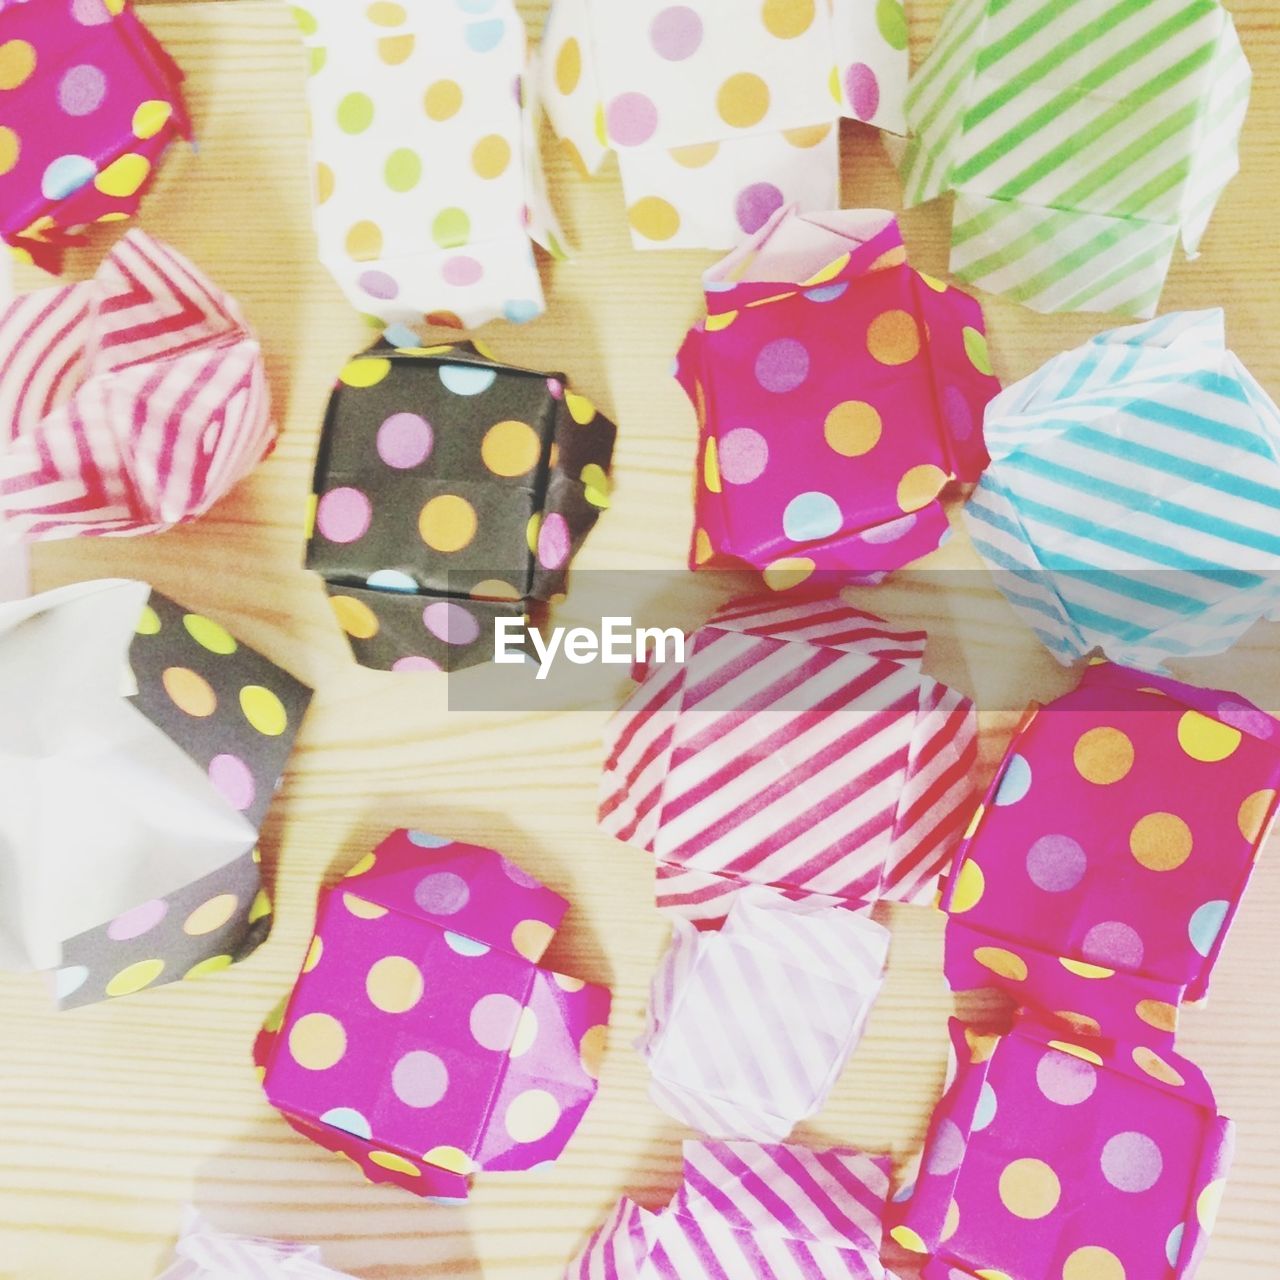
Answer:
1060, 958, 1115, 979
670, 142, 720, 168
717, 73, 770, 129
330, 595, 380, 640
289, 1012, 347, 1070
472, 134, 511, 179
762, 557, 815, 591
694, 528, 714, 565
555, 39, 582, 95
0, 40, 36, 91
183, 894, 239, 935
0, 127, 19, 176
824, 401, 882, 457
346, 220, 383, 261
897, 464, 948, 513
1136, 999, 1178, 1033
378, 34, 415, 64
783, 123, 831, 148
1063, 1246, 1125, 1280
482, 420, 541, 477
998, 1158, 1060, 1219
1073, 727, 1134, 784
1133, 1045, 1185, 1087
163, 667, 216, 718
580, 1024, 608, 1079
1047, 1040, 1103, 1066
1130, 811, 1193, 872
1054, 1010, 1101, 1037
512, 919, 555, 962
628, 196, 681, 242
424, 79, 463, 121
1238, 789, 1275, 843
974, 946, 1027, 981
867, 309, 921, 365
366, 955, 424, 1013
419, 495, 477, 552
369, 1150, 420, 1177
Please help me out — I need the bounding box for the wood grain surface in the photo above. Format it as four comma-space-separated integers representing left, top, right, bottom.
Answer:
3, 1, 1279, 1277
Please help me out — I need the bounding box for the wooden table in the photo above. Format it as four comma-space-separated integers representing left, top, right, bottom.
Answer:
4, 2, 1279, 1276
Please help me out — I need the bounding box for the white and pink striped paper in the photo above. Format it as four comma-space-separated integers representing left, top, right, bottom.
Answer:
0, 231, 275, 540
156, 1212, 355, 1280
600, 595, 977, 923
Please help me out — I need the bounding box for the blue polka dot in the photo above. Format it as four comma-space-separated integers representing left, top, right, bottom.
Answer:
425, 1195, 471, 1206
782, 491, 843, 543
1189, 900, 1229, 956
891, 1181, 915, 1204
973, 1082, 997, 1131
320, 1107, 371, 1139
444, 931, 490, 957
804, 283, 850, 303
455, 0, 496, 10
994, 754, 1031, 806
42, 155, 96, 201
439, 364, 498, 396
54, 965, 89, 999
1166, 1223, 1185, 1267
464, 19, 504, 51
705, 279, 736, 293
383, 323, 420, 348
503, 298, 540, 324
407, 831, 454, 848
367, 569, 419, 593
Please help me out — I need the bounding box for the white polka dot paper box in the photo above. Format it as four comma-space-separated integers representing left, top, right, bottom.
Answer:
539, 0, 909, 248
0, 579, 312, 1009
940, 661, 1280, 1047
0, 0, 189, 272
887, 1018, 1235, 1280
255, 830, 611, 1201
293, 0, 561, 330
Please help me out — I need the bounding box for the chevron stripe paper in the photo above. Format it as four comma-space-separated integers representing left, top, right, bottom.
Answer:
599, 594, 978, 923
965, 309, 1280, 670
0, 231, 275, 541
899, 0, 1250, 318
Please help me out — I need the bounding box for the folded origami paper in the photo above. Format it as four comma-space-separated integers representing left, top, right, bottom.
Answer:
0, 231, 276, 540
0, 0, 190, 273
569, 1139, 895, 1279
898, 0, 1250, 317
887, 1018, 1235, 1280
0, 579, 311, 1009
256, 830, 610, 1202
600, 594, 978, 923
966, 310, 1280, 670
307, 340, 616, 672
640, 889, 889, 1141
293, 0, 563, 330
156, 1212, 356, 1280
540, 0, 909, 250
676, 208, 998, 580
940, 661, 1280, 1046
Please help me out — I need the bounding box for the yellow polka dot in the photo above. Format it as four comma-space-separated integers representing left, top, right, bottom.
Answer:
867, 309, 922, 366
717, 73, 770, 129
1136, 999, 1178, 1033
264, 997, 287, 1033
0, 40, 36, 90
184, 894, 239, 936
705, 310, 738, 332
343, 893, 388, 919
581, 462, 610, 509
289, 1012, 347, 1070
366, 955, 424, 1013
762, 0, 816, 36
136, 605, 162, 636
1054, 1010, 1101, 1037
163, 667, 216, 718
105, 958, 165, 998
512, 918, 555, 962
1178, 710, 1241, 762
825, 401, 882, 457
303, 935, 323, 972
1060, 957, 1115, 979
803, 254, 850, 286
1130, 811, 1192, 872
1073, 726, 1135, 784
305, 493, 317, 539
249, 889, 271, 923
378, 34, 415, 64
345, 220, 383, 261
419, 495, 477, 553
472, 578, 522, 601
425, 79, 463, 120
94, 153, 151, 199
580, 1024, 608, 1079
1197, 1178, 1226, 1231
1237, 788, 1275, 843
998, 1158, 1061, 1220
555, 38, 581, 95
554, 971, 586, 992
367, 0, 406, 24
694, 528, 714, 565
594, 102, 607, 146
763, 557, 816, 591
965, 1027, 999, 1062
889, 1226, 927, 1253
314, 162, 335, 205
425, 1144, 472, 1174
942, 1199, 960, 1241
974, 946, 1027, 981
870, 246, 909, 272
897, 464, 948, 513
0, 127, 19, 176
369, 1150, 420, 1177
331, 595, 380, 640
506, 1089, 561, 1143
628, 196, 681, 242
950, 860, 985, 913
240, 685, 287, 736
566, 391, 597, 425
132, 100, 173, 140
1047, 1040, 1103, 1066
472, 134, 511, 180
783, 123, 831, 148
183, 613, 237, 655
671, 142, 720, 168
185, 954, 233, 980
482, 420, 541, 477
964, 804, 985, 839
703, 436, 722, 494
920, 272, 948, 292
1133, 1045, 1185, 1087
527, 513, 542, 554
1063, 1246, 1126, 1280
340, 357, 392, 388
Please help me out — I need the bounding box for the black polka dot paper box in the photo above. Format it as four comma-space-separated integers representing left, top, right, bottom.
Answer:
306, 340, 616, 673
254, 829, 611, 1201
0, 579, 312, 1010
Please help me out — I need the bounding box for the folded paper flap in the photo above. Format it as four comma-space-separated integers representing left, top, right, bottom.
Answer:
160, 1212, 352, 1280
1092, 308, 1227, 355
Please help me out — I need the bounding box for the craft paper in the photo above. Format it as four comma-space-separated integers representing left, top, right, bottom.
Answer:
941, 662, 1280, 1046
0, 579, 311, 1008
0, 0, 190, 273
256, 830, 611, 1202
966, 310, 1280, 670
307, 339, 616, 673
293, 0, 563, 331
540, 0, 909, 250
888, 1018, 1235, 1280
640, 889, 889, 1140
600, 594, 978, 923
676, 208, 998, 581
0, 231, 276, 541
898, 0, 1250, 317
569, 1139, 895, 1279
156, 1211, 357, 1280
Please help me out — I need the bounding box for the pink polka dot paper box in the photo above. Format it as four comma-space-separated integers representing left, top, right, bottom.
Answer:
293, 0, 564, 331
0, 579, 312, 1010
255, 829, 611, 1202
675, 209, 998, 583
539, 0, 909, 250
941, 662, 1280, 1047
600, 593, 978, 924
306, 340, 616, 673
0, 231, 276, 540
887, 1018, 1235, 1280
0, 0, 190, 273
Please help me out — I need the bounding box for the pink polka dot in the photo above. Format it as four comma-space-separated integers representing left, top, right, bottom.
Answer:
735, 182, 784, 234
359, 270, 400, 300
423, 601, 481, 646
470, 992, 522, 1050
862, 512, 918, 544
943, 386, 974, 439
845, 63, 881, 120
502, 858, 541, 888
58, 65, 107, 116
537, 512, 571, 570
107, 898, 168, 941
209, 754, 255, 812
414, 871, 470, 914
718, 428, 770, 485
1026, 834, 1087, 893
1216, 700, 1273, 738
391, 1050, 449, 1107
392, 655, 442, 673
546, 378, 564, 399
442, 256, 483, 286
1035, 1050, 1097, 1106
649, 6, 703, 60
606, 92, 659, 147
925, 1119, 965, 1175
1101, 1132, 1163, 1192
1082, 920, 1144, 969
316, 487, 372, 543
377, 413, 433, 469
71, 0, 112, 24
755, 338, 809, 393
